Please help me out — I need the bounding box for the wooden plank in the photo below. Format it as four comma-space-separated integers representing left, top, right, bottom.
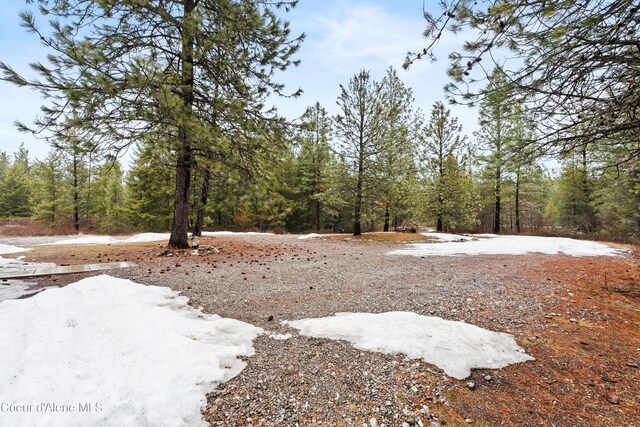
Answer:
0, 262, 137, 280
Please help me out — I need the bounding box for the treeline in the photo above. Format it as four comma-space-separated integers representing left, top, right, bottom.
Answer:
2, 67, 638, 241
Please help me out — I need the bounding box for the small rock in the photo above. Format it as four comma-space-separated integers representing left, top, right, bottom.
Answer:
607, 395, 620, 404
484, 375, 492, 382
569, 318, 578, 323
626, 363, 638, 369
267, 315, 274, 322
464, 419, 473, 424
369, 418, 378, 427
466, 381, 475, 390
430, 422, 441, 427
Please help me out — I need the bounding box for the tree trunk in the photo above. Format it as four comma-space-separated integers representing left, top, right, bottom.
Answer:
72, 149, 80, 233
169, 0, 195, 249
515, 167, 521, 233
315, 199, 321, 231
436, 215, 443, 232
193, 167, 211, 237
353, 147, 364, 236
383, 203, 389, 232
494, 166, 501, 234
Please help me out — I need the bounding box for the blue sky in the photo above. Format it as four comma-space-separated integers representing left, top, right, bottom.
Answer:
0, 0, 479, 163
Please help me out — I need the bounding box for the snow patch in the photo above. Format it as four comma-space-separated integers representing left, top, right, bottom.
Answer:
421, 232, 475, 242
390, 235, 624, 257
0, 243, 31, 255
269, 333, 292, 340
0, 275, 263, 426
48, 235, 121, 245
122, 232, 171, 243
200, 231, 275, 237
297, 233, 323, 240
284, 311, 534, 380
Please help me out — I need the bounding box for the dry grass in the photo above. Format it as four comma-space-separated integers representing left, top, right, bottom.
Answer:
323, 231, 436, 243
0, 218, 77, 237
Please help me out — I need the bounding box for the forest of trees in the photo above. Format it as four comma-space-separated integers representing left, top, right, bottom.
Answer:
1, 1, 638, 244
1, 65, 638, 242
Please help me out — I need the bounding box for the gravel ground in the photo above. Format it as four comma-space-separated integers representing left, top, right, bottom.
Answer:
111, 235, 578, 426
3, 234, 638, 426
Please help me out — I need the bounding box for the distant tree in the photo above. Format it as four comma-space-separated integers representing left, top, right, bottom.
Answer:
0, 145, 32, 218
30, 151, 70, 226
476, 69, 512, 233
92, 159, 128, 232
377, 67, 420, 232
556, 148, 597, 233
126, 141, 175, 232
334, 70, 387, 235
420, 101, 467, 231
295, 102, 333, 231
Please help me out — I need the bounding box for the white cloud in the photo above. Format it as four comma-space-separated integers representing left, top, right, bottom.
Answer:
313, 3, 426, 75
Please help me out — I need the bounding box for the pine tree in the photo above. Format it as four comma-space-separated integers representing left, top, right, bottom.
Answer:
1, 0, 303, 248
91, 159, 128, 232
421, 101, 468, 231
334, 70, 387, 235
377, 67, 420, 232
407, 1, 640, 158
30, 151, 70, 227
476, 69, 512, 233
126, 141, 175, 232
295, 102, 333, 231
0, 145, 32, 218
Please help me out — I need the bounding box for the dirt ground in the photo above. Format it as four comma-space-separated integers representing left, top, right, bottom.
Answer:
3, 233, 639, 426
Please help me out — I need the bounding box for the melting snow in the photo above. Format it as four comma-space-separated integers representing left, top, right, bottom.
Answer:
298, 233, 323, 240
200, 231, 274, 237
0, 243, 31, 254
390, 234, 624, 257
421, 232, 475, 242
269, 333, 292, 340
48, 231, 275, 245
284, 312, 534, 380
0, 275, 263, 426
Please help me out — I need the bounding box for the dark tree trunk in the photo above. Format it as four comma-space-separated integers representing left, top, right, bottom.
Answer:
315, 199, 321, 231
169, 0, 195, 249
436, 216, 443, 232
72, 149, 80, 233
493, 181, 501, 234
193, 167, 211, 237
353, 149, 364, 236
383, 204, 390, 232
494, 166, 501, 234
515, 167, 521, 233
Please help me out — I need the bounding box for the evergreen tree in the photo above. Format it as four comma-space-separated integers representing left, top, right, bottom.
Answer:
420, 101, 468, 231
0, 145, 32, 218
407, 1, 640, 157
92, 159, 128, 232
334, 70, 387, 235
295, 102, 333, 231
126, 141, 175, 232
377, 67, 420, 232
30, 151, 70, 226
476, 69, 512, 233
1, 0, 303, 248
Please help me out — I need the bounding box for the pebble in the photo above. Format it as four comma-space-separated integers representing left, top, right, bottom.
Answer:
430, 422, 441, 427
466, 381, 475, 390
626, 363, 638, 369
484, 375, 493, 382
607, 395, 620, 404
